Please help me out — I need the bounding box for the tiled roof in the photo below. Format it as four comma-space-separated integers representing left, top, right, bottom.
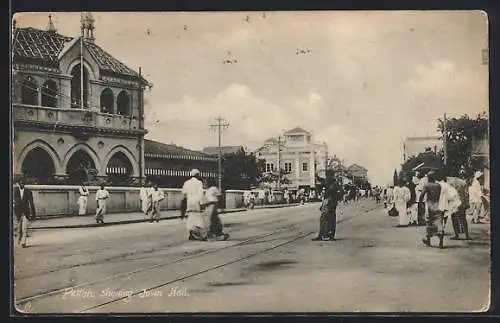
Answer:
202, 146, 245, 156
13, 27, 150, 85
145, 139, 216, 161
13, 27, 72, 65
84, 40, 139, 78
284, 127, 311, 135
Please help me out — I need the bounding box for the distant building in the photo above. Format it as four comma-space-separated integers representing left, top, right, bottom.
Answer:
255, 127, 328, 190
346, 164, 368, 181
403, 136, 443, 162
144, 140, 218, 188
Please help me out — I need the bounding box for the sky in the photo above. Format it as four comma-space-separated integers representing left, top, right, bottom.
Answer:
14, 11, 488, 186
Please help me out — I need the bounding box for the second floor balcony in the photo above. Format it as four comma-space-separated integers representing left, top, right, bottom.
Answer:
13, 103, 145, 135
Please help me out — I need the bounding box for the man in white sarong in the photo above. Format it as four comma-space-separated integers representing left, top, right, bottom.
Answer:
182, 169, 208, 241
438, 176, 461, 238
95, 185, 110, 224
139, 183, 152, 216
408, 172, 421, 225
393, 181, 411, 227
77, 180, 89, 216
469, 171, 484, 224
416, 172, 429, 226
150, 184, 165, 223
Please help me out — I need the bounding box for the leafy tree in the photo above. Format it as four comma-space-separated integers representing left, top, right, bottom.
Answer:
400, 148, 444, 180
437, 112, 488, 178
222, 151, 264, 190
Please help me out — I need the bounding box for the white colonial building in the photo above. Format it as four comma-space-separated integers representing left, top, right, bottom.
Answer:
255, 127, 328, 190
12, 14, 152, 186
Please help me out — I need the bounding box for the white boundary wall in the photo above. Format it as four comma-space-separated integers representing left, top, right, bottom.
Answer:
20, 185, 285, 218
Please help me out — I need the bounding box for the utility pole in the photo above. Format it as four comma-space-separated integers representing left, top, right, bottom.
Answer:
443, 113, 447, 167
210, 116, 229, 192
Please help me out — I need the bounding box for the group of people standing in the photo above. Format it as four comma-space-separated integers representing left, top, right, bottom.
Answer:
385, 169, 489, 249
76, 181, 110, 224
139, 183, 165, 223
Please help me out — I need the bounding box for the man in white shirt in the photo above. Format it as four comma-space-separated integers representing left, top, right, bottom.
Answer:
95, 185, 110, 224
469, 171, 484, 224
416, 172, 429, 226
139, 183, 151, 216
150, 184, 165, 223
182, 169, 208, 241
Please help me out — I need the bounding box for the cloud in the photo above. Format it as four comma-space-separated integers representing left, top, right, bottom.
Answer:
145, 83, 304, 150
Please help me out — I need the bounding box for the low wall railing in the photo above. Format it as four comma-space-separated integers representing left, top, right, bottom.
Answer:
19, 185, 286, 218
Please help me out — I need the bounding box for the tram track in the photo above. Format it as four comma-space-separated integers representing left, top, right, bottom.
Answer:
15, 202, 379, 312
78, 230, 316, 313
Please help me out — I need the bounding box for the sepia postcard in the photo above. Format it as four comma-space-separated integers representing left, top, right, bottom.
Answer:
11, 11, 490, 314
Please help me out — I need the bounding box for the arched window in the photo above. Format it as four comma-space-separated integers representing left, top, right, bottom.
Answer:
41, 80, 58, 107
106, 151, 133, 185
21, 147, 55, 182
21, 77, 39, 106
116, 91, 130, 116
100, 88, 114, 113
66, 150, 97, 184
70, 64, 89, 109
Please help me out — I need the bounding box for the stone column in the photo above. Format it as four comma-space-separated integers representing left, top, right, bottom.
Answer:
37, 86, 42, 106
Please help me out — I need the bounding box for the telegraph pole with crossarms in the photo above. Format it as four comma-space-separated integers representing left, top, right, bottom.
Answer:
210, 117, 230, 192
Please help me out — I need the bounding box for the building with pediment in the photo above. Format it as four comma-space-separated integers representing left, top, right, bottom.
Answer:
12, 14, 152, 185
255, 127, 328, 190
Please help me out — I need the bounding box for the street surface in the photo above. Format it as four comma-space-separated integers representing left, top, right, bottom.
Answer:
14, 200, 490, 313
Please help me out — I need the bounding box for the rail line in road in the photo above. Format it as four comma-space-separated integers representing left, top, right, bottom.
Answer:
78, 230, 317, 313
15, 201, 379, 312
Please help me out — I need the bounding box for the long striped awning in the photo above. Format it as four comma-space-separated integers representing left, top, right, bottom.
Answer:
145, 168, 218, 178
106, 167, 130, 175
145, 153, 217, 162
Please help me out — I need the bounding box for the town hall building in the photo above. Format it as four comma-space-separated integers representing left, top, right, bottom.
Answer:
12, 14, 152, 186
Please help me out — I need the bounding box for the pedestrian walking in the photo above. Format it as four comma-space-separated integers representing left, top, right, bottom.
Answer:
150, 184, 165, 223
13, 179, 36, 248
446, 176, 471, 240
139, 183, 152, 216
438, 175, 461, 232
180, 196, 187, 219
182, 169, 208, 241
407, 173, 419, 225
77, 180, 89, 216
244, 190, 255, 209
284, 189, 290, 204
258, 190, 266, 206
205, 178, 229, 241
468, 171, 484, 224
385, 185, 394, 209
419, 171, 445, 249
312, 173, 342, 241
393, 180, 411, 227
416, 171, 429, 226
95, 185, 110, 224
